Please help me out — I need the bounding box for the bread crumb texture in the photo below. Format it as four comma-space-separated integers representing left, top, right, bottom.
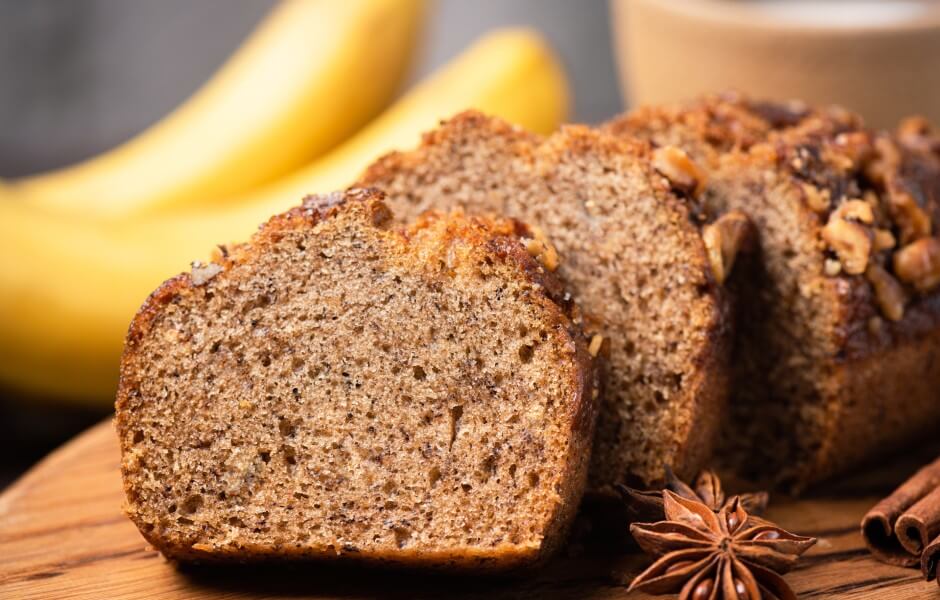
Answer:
360, 111, 730, 490
115, 189, 596, 568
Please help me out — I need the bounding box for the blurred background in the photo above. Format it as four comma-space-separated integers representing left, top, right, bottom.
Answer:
0, 1, 621, 177
3, 0, 940, 489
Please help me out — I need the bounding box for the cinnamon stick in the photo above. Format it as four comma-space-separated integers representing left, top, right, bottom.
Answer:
862, 456, 940, 567
896, 486, 940, 555
924, 535, 940, 588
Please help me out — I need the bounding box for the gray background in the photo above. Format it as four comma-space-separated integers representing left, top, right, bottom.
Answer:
0, 0, 622, 177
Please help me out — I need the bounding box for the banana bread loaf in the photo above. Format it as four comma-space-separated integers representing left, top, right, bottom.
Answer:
607, 95, 940, 490
358, 111, 732, 490
115, 188, 597, 567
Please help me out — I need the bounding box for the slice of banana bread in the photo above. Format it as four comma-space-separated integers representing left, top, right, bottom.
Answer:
115, 188, 597, 568
358, 111, 731, 490
607, 95, 940, 490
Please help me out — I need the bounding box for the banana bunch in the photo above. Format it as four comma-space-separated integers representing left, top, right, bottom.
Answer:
15, 0, 427, 219
2, 25, 569, 406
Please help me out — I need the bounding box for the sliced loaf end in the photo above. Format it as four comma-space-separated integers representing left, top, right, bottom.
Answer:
611, 95, 940, 490
115, 189, 596, 568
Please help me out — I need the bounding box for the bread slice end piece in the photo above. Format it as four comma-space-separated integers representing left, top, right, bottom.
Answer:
115, 189, 597, 569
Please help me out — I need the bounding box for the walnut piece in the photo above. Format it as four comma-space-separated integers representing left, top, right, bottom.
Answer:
588, 334, 604, 357
702, 210, 753, 284
832, 199, 874, 224
801, 183, 831, 213
897, 115, 933, 152
864, 136, 901, 187
833, 131, 873, 167
865, 264, 906, 321
893, 237, 940, 292
523, 225, 559, 272
823, 145, 855, 173
898, 115, 931, 138
896, 115, 938, 154
822, 217, 871, 275
873, 228, 897, 252
887, 182, 932, 245
190, 261, 223, 286
652, 146, 707, 197
824, 258, 842, 277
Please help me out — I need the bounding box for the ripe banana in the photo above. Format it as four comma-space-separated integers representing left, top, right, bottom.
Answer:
13, 0, 427, 220
0, 29, 569, 405
187, 27, 569, 216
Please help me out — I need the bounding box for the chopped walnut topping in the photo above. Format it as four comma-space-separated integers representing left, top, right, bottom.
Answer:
896, 115, 938, 154
899, 115, 931, 137
523, 225, 559, 272
822, 217, 871, 275
702, 210, 753, 284
886, 182, 932, 245
824, 147, 855, 173
588, 334, 604, 357
866, 264, 907, 321
190, 261, 223, 286
824, 258, 842, 277
894, 237, 940, 292
833, 131, 873, 167
832, 199, 874, 224
826, 104, 860, 129
873, 228, 897, 252
750, 142, 778, 164
865, 136, 903, 186
801, 183, 831, 213
652, 146, 707, 197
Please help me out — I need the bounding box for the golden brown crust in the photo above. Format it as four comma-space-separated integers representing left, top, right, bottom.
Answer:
603, 92, 816, 168
138, 537, 544, 571
604, 91, 860, 153
116, 189, 597, 567
361, 111, 537, 185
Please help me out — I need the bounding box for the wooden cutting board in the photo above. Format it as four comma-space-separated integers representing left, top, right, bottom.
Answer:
1, 420, 937, 599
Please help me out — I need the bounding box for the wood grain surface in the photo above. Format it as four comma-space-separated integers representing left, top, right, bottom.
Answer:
1, 420, 938, 599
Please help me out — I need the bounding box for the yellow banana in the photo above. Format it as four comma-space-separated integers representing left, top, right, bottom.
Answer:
1, 29, 569, 405
186, 27, 568, 216
13, 0, 427, 220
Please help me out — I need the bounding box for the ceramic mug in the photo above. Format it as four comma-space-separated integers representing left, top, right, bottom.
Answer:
611, 0, 940, 128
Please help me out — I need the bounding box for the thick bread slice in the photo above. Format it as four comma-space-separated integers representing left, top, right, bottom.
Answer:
607, 95, 940, 490
115, 189, 597, 568
358, 111, 730, 490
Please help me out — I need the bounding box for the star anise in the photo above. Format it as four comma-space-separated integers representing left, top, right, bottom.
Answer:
619, 468, 769, 523
628, 491, 816, 600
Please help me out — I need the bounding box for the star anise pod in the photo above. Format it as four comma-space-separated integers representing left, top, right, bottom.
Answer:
619, 468, 770, 523
628, 491, 816, 600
